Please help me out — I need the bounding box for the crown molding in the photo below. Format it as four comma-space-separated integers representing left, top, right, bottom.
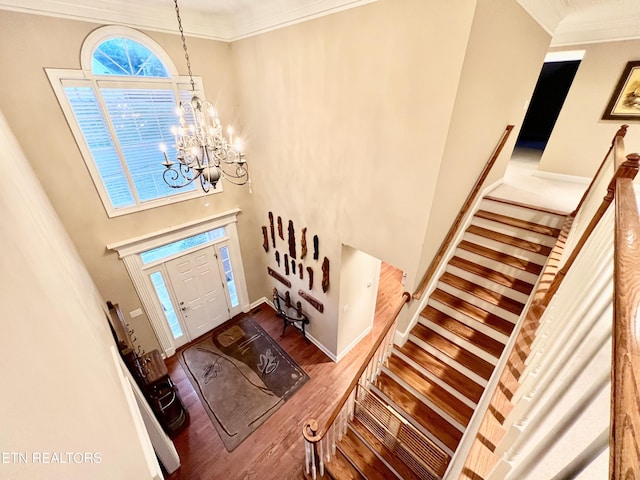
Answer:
0, 0, 378, 41
551, 8, 640, 46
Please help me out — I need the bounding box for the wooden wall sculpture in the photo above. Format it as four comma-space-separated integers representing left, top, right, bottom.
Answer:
277, 216, 284, 240
268, 212, 276, 247
306, 267, 314, 290
288, 220, 296, 258
301, 228, 307, 259
275, 251, 280, 266
268, 267, 291, 287
299, 289, 324, 313
313, 235, 319, 260
299, 263, 303, 280
322, 257, 330, 293
262, 226, 269, 252
291, 260, 296, 275
284, 254, 290, 275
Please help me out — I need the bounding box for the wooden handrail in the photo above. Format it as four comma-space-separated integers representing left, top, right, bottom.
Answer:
571, 124, 628, 216
302, 291, 410, 443
413, 125, 514, 300
611, 156, 640, 479
543, 154, 640, 305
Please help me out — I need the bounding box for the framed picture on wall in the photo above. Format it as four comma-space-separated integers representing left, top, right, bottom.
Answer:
603, 61, 640, 120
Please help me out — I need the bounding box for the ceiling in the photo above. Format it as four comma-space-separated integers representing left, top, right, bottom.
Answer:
0, 0, 639, 44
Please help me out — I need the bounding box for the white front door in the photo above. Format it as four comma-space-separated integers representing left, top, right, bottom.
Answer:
165, 247, 230, 340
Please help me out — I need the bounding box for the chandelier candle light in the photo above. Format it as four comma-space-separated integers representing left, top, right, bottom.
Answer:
160, 0, 250, 193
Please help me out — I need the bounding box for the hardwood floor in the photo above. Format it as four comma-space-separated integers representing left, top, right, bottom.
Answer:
164, 262, 405, 480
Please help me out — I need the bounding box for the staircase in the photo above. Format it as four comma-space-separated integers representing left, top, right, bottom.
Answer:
319, 196, 567, 480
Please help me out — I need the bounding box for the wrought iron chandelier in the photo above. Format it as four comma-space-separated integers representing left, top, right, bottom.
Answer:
160, 0, 249, 193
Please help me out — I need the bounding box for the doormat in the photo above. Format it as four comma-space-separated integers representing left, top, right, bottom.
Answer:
179, 315, 309, 451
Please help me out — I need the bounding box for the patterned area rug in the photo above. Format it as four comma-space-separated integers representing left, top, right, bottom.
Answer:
179, 315, 309, 451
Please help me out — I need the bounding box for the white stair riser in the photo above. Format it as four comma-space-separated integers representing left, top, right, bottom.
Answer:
418, 318, 500, 364
471, 216, 558, 248
446, 264, 530, 304
463, 232, 548, 265
454, 248, 540, 285
437, 281, 520, 324
392, 346, 478, 409
427, 298, 511, 343
409, 334, 489, 388
480, 199, 566, 228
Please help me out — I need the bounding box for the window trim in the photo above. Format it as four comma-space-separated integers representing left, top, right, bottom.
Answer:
46, 26, 221, 217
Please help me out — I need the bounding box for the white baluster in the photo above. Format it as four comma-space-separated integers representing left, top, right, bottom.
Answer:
319, 439, 324, 477
305, 440, 310, 475
311, 441, 317, 480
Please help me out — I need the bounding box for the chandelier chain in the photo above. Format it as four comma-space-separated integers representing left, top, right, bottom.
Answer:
173, 0, 195, 91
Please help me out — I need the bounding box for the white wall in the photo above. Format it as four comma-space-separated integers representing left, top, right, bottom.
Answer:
0, 111, 157, 479
337, 246, 382, 358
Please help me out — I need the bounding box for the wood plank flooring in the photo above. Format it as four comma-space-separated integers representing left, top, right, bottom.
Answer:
163, 262, 404, 480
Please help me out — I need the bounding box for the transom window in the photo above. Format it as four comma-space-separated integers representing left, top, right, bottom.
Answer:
47, 26, 215, 217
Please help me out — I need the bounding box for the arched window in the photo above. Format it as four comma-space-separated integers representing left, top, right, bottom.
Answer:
47, 27, 211, 216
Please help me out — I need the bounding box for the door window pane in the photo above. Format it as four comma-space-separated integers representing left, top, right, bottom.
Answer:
149, 271, 183, 339
219, 245, 239, 307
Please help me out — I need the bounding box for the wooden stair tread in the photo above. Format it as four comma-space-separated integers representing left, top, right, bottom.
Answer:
324, 449, 364, 480
440, 271, 525, 316
348, 418, 424, 480
337, 427, 397, 480
475, 209, 562, 238
483, 195, 570, 217
420, 305, 505, 359
412, 323, 494, 380
466, 225, 553, 256
396, 341, 484, 403
458, 240, 543, 275
449, 255, 534, 295
431, 288, 514, 337
387, 354, 474, 426
375, 373, 463, 452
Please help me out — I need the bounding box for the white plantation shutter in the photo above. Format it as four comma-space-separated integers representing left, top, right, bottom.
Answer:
48, 31, 207, 216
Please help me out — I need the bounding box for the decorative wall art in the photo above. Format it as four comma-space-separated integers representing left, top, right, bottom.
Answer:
301, 227, 307, 259
285, 291, 291, 308
306, 267, 313, 290
261, 226, 269, 252
299, 289, 324, 313
268, 267, 291, 287
277, 216, 284, 240
322, 257, 330, 293
268, 212, 276, 248
603, 61, 640, 120
264, 212, 329, 317
288, 220, 296, 258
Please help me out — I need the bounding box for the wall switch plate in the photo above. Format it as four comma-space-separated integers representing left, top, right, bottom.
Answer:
130, 308, 143, 318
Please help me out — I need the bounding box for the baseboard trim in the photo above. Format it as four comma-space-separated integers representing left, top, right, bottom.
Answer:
532, 170, 590, 185
248, 297, 269, 312
335, 324, 373, 363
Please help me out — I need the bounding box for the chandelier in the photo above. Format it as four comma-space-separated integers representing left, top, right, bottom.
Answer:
160, 0, 249, 193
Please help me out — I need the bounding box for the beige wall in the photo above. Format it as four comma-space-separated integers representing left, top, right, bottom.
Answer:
231, 0, 477, 353
337, 246, 381, 357
0, 111, 156, 479
0, 1, 553, 359
411, 0, 551, 323
539, 40, 640, 178
0, 11, 250, 354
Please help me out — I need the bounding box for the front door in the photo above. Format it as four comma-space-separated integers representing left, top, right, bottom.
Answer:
165, 247, 230, 340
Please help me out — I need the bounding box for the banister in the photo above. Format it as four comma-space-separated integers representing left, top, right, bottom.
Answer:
543, 153, 640, 305
611, 155, 640, 479
302, 291, 410, 443
413, 124, 514, 301
571, 124, 627, 216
